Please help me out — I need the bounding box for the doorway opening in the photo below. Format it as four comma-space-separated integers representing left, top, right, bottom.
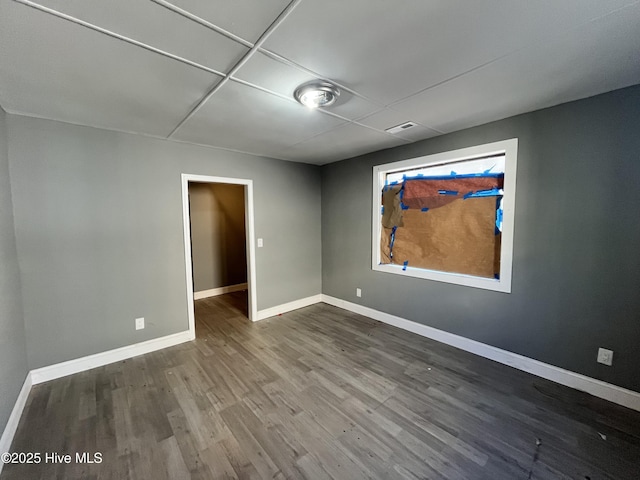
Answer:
181, 174, 257, 339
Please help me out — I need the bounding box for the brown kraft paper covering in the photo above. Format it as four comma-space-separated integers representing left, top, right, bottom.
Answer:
387, 196, 500, 278
381, 185, 404, 228
380, 227, 392, 263
402, 176, 503, 210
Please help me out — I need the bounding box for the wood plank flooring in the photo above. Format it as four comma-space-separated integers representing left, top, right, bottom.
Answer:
3, 291, 640, 479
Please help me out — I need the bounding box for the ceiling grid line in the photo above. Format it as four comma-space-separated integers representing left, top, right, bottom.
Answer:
228, 77, 418, 145
221, 53, 441, 139
229, 43, 448, 140
388, 0, 640, 108
351, 110, 446, 136
226, 76, 356, 126
257, 49, 388, 109
150, 0, 254, 48
11, 0, 227, 78
388, 55, 516, 109
5, 109, 320, 162
166, 0, 304, 138
248, 48, 448, 135
226, 58, 409, 135
225, 76, 358, 127
284, 120, 411, 153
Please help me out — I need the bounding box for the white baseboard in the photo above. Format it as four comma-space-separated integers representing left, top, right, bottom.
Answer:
4, 293, 637, 469
1, 330, 193, 469
194, 283, 248, 300
321, 295, 640, 412
256, 294, 323, 321
30, 330, 193, 385
0, 374, 32, 472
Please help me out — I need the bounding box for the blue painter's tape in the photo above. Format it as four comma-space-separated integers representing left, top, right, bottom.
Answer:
390, 226, 397, 247
463, 188, 503, 199
389, 226, 397, 259
403, 172, 504, 181
403, 261, 408, 271
399, 186, 410, 210
421, 207, 429, 212
438, 190, 459, 195
495, 207, 503, 231
381, 206, 384, 215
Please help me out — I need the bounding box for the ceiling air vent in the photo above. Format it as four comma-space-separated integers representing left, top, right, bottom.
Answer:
385, 121, 418, 134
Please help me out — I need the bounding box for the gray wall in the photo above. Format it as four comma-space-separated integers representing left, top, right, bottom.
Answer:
0, 108, 29, 436
321, 85, 640, 392
189, 182, 247, 292
7, 115, 321, 369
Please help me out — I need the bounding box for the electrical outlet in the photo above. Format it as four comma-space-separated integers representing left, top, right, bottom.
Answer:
135, 317, 145, 330
597, 347, 613, 366
356, 288, 362, 298
257, 238, 264, 248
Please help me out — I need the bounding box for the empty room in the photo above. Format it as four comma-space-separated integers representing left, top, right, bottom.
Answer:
1, 1, 639, 479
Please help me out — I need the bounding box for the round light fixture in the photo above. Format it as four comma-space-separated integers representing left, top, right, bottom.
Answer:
294, 81, 340, 109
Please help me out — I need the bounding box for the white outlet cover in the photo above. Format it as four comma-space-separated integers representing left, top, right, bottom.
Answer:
135, 317, 145, 330
356, 288, 362, 297
257, 238, 264, 248
597, 347, 613, 366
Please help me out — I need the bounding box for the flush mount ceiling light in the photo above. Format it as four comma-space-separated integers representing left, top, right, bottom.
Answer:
294, 81, 340, 108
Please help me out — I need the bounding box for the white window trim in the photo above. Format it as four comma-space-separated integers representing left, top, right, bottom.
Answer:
371, 138, 518, 293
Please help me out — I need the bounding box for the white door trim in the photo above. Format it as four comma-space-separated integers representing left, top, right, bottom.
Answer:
181, 174, 258, 334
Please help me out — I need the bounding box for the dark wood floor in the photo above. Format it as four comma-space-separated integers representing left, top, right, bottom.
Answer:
3, 292, 640, 479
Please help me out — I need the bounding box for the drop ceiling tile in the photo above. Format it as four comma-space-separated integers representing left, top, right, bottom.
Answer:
390, 124, 441, 143
278, 123, 408, 165
234, 51, 381, 120
165, 0, 292, 43
0, 2, 220, 137
173, 81, 347, 157
263, 0, 636, 105
357, 108, 442, 141
3, 1, 639, 165
36, 0, 248, 73
233, 52, 316, 97
388, 3, 640, 134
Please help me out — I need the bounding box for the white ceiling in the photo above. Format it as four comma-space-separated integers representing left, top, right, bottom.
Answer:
1, 0, 639, 165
